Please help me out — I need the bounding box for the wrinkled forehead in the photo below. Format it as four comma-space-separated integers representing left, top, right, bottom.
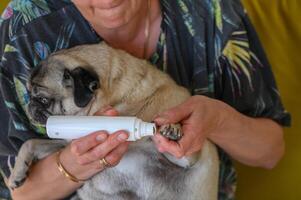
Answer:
47, 54, 89, 71
28, 57, 65, 88
29, 66, 61, 90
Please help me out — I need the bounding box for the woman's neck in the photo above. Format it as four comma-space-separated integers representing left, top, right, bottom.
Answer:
91, 0, 162, 59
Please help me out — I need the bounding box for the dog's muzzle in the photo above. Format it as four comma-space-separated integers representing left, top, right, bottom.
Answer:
28, 98, 52, 125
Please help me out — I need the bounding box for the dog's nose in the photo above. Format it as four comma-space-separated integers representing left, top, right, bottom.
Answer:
28, 101, 51, 125
33, 96, 51, 108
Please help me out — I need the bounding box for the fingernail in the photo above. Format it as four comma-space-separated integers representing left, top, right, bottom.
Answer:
117, 133, 128, 141
94, 106, 113, 116
100, 106, 113, 113
96, 134, 107, 142
153, 112, 168, 122
105, 109, 118, 116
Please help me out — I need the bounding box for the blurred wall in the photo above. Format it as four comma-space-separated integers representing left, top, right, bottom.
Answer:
0, 1, 8, 13
238, 0, 300, 199
0, 0, 300, 199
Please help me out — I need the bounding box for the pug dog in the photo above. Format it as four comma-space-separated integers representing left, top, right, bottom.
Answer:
8, 42, 219, 200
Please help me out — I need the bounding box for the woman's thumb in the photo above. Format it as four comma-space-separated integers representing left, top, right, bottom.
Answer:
94, 106, 119, 116
153, 102, 192, 125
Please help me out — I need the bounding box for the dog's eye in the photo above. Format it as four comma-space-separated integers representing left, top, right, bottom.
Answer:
89, 81, 99, 92
63, 69, 71, 80
39, 97, 50, 105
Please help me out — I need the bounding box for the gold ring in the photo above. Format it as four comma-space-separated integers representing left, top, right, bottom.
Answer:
99, 157, 111, 168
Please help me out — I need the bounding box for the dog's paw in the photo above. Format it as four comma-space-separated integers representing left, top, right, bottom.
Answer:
8, 176, 27, 190
8, 171, 28, 190
158, 124, 183, 141
8, 161, 32, 189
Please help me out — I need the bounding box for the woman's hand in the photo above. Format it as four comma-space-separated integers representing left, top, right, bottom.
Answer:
59, 107, 130, 180
153, 95, 228, 158
11, 107, 130, 200
152, 95, 284, 169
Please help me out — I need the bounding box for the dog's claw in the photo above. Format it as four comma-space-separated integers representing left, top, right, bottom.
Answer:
9, 176, 26, 190
158, 124, 183, 141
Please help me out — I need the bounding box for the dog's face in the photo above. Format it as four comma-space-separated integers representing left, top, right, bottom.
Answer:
27, 53, 100, 125
26, 42, 159, 125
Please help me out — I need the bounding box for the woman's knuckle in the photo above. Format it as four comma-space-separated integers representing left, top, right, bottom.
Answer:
94, 163, 103, 170
70, 146, 78, 155
70, 140, 77, 146
106, 140, 115, 148
70, 139, 79, 148
76, 158, 86, 165
108, 138, 121, 148
91, 150, 101, 159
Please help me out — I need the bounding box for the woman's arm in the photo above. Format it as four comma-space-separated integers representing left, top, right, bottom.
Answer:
11, 130, 129, 200
10, 145, 84, 200
209, 107, 284, 169
153, 95, 285, 169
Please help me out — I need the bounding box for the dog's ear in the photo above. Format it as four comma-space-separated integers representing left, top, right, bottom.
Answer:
70, 67, 99, 107
27, 63, 44, 90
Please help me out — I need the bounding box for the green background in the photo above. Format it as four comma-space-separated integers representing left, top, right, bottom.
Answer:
0, 1, 300, 199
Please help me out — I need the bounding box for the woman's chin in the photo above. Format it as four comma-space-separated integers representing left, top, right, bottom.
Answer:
93, 10, 132, 30
75, 0, 144, 30
97, 18, 130, 30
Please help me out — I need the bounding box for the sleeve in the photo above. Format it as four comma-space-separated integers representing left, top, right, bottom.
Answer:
0, 2, 47, 184
213, 1, 291, 126
0, 2, 19, 195
0, 0, 97, 184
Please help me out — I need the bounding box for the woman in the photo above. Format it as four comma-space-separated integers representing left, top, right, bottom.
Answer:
0, 0, 290, 199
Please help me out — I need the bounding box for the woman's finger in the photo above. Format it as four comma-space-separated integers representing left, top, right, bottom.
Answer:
94, 106, 119, 116
153, 134, 185, 158
70, 131, 108, 156
153, 100, 193, 125
101, 142, 129, 167
76, 131, 129, 165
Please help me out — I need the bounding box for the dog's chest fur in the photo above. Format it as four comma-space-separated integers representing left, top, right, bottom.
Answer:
76, 139, 188, 200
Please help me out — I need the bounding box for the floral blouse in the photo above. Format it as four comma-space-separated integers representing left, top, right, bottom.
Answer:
0, 0, 290, 199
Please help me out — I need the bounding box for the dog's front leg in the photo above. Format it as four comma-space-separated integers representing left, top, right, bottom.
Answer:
8, 139, 67, 189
